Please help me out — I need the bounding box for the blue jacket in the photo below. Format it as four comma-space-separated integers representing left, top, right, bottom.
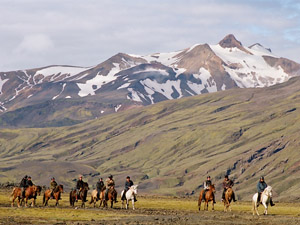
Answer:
257, 181, 267, 193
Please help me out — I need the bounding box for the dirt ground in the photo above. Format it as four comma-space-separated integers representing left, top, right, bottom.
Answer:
1, 205, 300, 225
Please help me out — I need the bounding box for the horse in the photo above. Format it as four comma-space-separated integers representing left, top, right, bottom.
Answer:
103, 186, 117, 208
69, 182, 89, 208
252, 186, 273, 216
89, 188, 106, 208
11, 185, 42, 207
121, 185, 138, 210
43, 184, 64, 206
224, 187, 233, 212
198, 184, 216, 211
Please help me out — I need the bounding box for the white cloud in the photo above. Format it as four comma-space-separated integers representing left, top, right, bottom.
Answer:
0, 0, 299, 71
15, 34, 54, 54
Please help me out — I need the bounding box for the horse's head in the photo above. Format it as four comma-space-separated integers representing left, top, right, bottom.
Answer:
131, 185, 138, 195
83, 182, 89, 191
59, 184, 64, 193
265, 186, 272, 197
36, 186, 42, 196
210, 184, 216, 193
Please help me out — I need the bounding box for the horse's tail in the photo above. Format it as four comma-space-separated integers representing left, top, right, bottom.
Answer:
89, 194, 94, 204
69, 191, 73, 206
11, 188, 16, 197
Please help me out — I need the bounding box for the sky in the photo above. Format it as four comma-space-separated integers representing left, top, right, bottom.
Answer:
1, 0, 300, 71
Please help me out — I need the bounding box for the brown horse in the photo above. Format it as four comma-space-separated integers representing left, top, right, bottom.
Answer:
11, 185, 42, 207
69, 182, 89, 208
198, 184, 216, 211
89, 188, 106, 208
224, 187, 233, 212
103, 187, 117, 208
43, 185, 64, 206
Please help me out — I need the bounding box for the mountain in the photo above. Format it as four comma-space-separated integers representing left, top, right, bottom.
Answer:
1, 34, 300, 127
1, 77, 300, 201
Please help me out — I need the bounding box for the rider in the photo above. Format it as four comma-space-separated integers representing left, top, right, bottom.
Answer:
20, 175, 28, 198
222, 175, 236, 202
202, 176, 216, 203
257, 176, 275, 207
121, 176, 137, 202
105, 175, 117, 203
26, 176, 34, 187
96, 178, 105, 199
50, 177, 58, 199
75, 175, 84, 202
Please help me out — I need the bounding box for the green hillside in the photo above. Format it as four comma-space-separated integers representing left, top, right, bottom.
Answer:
1, 78, 300, 201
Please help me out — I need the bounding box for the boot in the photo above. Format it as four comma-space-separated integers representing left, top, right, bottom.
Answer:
134, 196, 137, 202
213, 195, 216, 204
270, 199, 275, 206
233, 192, 237, 202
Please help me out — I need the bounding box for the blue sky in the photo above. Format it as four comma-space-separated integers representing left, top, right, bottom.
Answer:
0, 0, 299, 71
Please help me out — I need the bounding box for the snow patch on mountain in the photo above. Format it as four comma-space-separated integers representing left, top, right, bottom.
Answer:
0, 77, 9, 94
77, 63, 121, 97
35, 66, 89, 78
188, 68, 217, 94
210, 44, 289, 88
140, 79, 182, 100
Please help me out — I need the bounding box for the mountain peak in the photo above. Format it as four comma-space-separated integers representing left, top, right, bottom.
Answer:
249, 43, 272, 53
218, 34, 252, 55
219, 34, 243, 48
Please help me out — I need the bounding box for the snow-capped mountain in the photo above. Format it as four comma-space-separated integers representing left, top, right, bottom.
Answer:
0, 34, 300, 126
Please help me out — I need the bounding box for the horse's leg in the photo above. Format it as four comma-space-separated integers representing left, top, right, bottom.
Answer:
262, 202, 268, 215
212, 200, 214, 211
132, 198, 135, 210
11, 196, 15, 207
254, 200, 259, 216
111, 200, 113, 208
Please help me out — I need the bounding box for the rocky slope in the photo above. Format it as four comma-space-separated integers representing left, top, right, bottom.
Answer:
1, 34, 300, 127
1, 77, 300, 201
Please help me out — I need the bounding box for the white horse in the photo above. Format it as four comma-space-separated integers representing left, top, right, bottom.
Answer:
252, 186, 273, 216
121, 185, 138, 210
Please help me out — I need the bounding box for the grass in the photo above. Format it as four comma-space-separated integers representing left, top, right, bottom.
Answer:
1, 78, 300, 201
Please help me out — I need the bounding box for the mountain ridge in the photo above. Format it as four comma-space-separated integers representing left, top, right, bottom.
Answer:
0, 34, 300, 127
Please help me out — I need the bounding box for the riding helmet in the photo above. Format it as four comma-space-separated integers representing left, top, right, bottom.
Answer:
260, 176, 264, 180
109, 175, 113, 178
126, 176, 130, 179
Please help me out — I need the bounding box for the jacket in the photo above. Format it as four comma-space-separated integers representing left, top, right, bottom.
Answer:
223, 179, 234, 189
50, 181, 58, 190
257, 181, 267, 193
76, 180, 84, 190
203, 180, 212, 190
26, 180, 33, 187
96, 181, 104, 191
20, 178, 27, 188
125, 180, 134, 191
105, 178, 115, 188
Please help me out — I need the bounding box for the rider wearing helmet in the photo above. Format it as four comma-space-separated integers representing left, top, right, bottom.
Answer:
222, 175, 236, 202
257, 176, 275, 207
50, 177, 58, 199
20, 175, 28, 198
105, 175, 117, 203
75, 175, 84, 202
121, 176, 137, 202
96, 178, 105, 199
202, 176, 216, 203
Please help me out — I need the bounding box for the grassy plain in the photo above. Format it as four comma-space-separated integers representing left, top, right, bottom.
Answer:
1, 190, 300, 224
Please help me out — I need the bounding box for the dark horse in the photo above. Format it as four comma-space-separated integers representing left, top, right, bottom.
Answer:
11, 185, 42, 207
43, 184, 64, 206
69, 182, 89, 208
198, 184, 216, 211
104, 186, 117, 208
